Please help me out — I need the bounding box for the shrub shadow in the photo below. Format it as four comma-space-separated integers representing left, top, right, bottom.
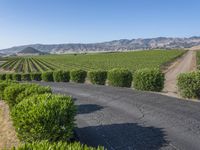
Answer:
77, 104, 104, 114
76, 123, 168, 150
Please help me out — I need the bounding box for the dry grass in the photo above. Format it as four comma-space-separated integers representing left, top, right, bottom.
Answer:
0, 101, 19, 149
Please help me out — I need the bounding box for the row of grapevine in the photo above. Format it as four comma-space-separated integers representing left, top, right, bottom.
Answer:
38, 50, 186, 71
0, 57, 57, 73
0, 50, 186, 73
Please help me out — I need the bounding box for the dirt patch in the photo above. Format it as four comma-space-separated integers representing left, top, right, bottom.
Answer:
0, 101, 19, 149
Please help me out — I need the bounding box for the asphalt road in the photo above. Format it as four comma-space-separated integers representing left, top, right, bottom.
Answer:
36, 82, 200, 150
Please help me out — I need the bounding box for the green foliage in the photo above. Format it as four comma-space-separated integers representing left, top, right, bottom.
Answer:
53, 70, 70, 82
11, 141, 104, 150
12, 73, 21, 81
0, 74, 6, 80
16, 84, 52, 104
3, 84, 32, 107
0, 82, 8, 100
177, 71, 200, 98
21, 73, 31, 81
6, 74, 13, 80
42, 72, 54, 82
0, 81, 13, 100
70, 69, 87, 83
108, 68, 132, 87
88, 70, 107, 85
133, 68, 164, 92
197, 51, 200, 70
11, 94, 76, 142
31, 73, 42, 81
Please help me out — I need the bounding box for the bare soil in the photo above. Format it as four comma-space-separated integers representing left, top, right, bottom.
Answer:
163, 50, 197, 97
0, 101, 19, 149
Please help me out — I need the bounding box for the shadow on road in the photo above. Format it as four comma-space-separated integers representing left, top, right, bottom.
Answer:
76, 123, 168, 150
77, 104, 104, 114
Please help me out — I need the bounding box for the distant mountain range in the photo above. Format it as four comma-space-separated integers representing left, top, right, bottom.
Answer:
1, 37, 200, 55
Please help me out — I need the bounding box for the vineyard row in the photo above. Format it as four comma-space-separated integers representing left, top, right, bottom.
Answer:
0, 58, 59, 73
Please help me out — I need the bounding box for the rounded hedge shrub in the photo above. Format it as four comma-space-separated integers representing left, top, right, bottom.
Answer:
16, 85, 52, 104
42, 72, 54, 82
108, 68, 132, 87
31, 72, 42, 81
133, 68, 164, 92
3, 83, 34, 107
21, 73, 31, 81
88, 70, 107, 85
6, 74, 13, 80
0, 74, 6, 80
177, 71, 200, 98
13, 73, 21, 81
12, 141, 104, 150
70, 69, 87, 83
11, 94, 76, 142
53, 70, 70, 82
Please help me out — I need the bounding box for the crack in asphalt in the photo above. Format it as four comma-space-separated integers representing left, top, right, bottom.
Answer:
35, 82, 200, 150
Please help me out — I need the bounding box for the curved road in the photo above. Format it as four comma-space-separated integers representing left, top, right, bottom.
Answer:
37, 82, 200, 150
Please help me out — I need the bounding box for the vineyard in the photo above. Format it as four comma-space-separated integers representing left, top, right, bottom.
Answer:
0, 50, 186, 73
0, 57, 56, 73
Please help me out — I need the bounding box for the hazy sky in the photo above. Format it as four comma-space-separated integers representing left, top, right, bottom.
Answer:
0, 0, 200, 49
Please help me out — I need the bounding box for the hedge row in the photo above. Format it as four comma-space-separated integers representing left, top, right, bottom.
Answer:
11, 141, 104, 150
1, 81, 104, 150
177, 71, 200, 99
11, 93, 76, 142
1, 82, 75, 142
0, 68, 165, 92
134, 68, 165, 92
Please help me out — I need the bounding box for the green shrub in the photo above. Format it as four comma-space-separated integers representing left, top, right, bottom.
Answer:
6, 74, 13, 80
0, 74, 6, 80
70, 69, 87, 83
12, 141, 104, 150
53, 70, 70, 82
16, 85, 52, 104
42, 72, 54, 82
21, 73, 31, 81
133, 68, 164, 92
31, 72, 42, 81
12, 73, 21, 81
177, 71, 200, 98
88, 70, 107, 85
11, 94, 76, 142
108, 68, 132, 87
3, 84, 34, 107
0, 82, 7, 100
0, 81, 13, 100
0, 81, 18, 99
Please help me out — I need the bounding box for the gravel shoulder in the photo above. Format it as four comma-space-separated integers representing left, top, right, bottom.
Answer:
37, 82, 200, 150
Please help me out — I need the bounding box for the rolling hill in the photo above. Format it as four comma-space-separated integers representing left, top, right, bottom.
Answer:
1, 36, 200, 55
17, 47, 46, 56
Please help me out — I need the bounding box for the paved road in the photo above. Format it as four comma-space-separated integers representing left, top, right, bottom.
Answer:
37, 82, 200, 150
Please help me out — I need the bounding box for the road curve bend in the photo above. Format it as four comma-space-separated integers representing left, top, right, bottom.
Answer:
37, 82, 200, 150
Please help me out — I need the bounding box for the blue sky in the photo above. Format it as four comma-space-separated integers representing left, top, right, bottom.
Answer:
0, 0, 200, 49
